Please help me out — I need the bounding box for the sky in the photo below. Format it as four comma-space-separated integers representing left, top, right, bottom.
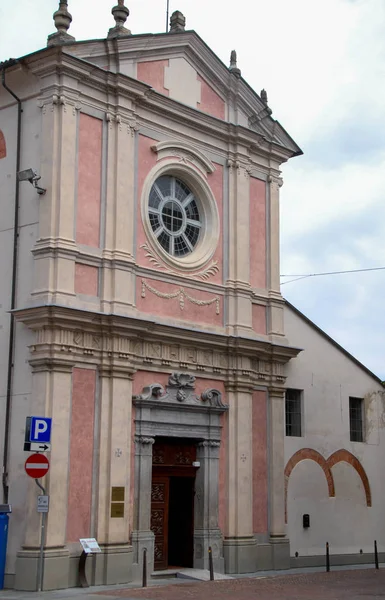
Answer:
1, 0, 384, 379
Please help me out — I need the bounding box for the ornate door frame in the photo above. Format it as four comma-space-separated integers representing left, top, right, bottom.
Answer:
132, 372, 228, 576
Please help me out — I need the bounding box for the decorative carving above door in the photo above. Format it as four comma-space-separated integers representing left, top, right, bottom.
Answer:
133, 371, 227, 410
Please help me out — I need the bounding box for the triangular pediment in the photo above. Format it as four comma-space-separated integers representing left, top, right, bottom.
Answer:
63, 31, 301, 157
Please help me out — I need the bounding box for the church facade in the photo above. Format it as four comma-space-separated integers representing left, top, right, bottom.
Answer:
1, 1, 383, 591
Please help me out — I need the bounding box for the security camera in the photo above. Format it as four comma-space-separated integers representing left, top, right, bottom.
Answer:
17, 168, 46, 195
17, 168, 38, 182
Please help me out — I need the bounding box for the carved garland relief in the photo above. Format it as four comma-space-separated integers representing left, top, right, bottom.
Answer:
141, 279, 220, 315
140, 243, 219, 281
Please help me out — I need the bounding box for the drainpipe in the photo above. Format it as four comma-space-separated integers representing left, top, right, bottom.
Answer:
1, 59, 22, 504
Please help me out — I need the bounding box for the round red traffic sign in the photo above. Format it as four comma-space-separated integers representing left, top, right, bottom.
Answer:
25, 453, 50, 479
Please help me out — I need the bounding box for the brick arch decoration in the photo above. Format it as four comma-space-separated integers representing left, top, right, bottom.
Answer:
0, 130, 6, 159
284, 448, 371, 523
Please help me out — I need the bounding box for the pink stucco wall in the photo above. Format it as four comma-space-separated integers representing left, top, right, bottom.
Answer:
137, 276, 222, 326
75, 263, 99, 296
250, 177, 266, 289
137, 60, 170, 95
133, 370, 170, 396
76, 113, 102, 247
197, 75, 225, 120
252, 390, 268, 534
252, 304, 266, 335
67, 368, 96, 542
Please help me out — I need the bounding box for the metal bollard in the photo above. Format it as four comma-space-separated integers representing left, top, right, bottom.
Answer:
326, 542, 330, 572
374, 540, 379, 570
208, 546, 214, 581
142, 548, 147, 588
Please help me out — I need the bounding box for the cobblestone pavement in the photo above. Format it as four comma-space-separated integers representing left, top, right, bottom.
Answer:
100, 569, 385, 600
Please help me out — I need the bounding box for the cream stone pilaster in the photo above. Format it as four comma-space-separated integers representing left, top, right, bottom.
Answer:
267, 175, 285, 337
15, 357, 74, 591
226, 159, 253, 334
102, 112, 137, 315
94, 363, 134, 584
194, 440, 224, 572
33, 93, 79, 305
268, 386, 290, 568
96, 365, 134, 544
131, 435, 155, 579
223, 382, 256, 573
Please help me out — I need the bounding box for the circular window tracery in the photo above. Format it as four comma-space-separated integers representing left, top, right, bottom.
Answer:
148, 175, 202, 257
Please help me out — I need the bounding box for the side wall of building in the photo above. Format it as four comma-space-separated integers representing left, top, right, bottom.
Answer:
284, 305, 385, 561
0, 72, 42, 575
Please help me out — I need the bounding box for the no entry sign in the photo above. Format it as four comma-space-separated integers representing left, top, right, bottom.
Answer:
25, 454, 50, 479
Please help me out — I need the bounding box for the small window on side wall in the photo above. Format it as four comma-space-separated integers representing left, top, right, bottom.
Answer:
285, 389, 302, 437
349, 397, 364, 442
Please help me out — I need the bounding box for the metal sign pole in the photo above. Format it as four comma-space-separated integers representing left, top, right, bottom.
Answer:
35, 479, 46, 592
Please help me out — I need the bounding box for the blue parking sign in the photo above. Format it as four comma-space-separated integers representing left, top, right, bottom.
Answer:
30, 417, 52, 443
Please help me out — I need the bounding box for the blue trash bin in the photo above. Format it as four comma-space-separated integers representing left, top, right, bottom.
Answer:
0, 505, 12, 590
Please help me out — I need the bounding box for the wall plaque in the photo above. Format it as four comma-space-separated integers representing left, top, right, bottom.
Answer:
111, 487, 125, 502
110, 503, 125, 518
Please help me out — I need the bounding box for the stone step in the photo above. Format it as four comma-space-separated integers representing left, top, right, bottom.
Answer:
151, 569, 179, 579
176, 568, 233, 581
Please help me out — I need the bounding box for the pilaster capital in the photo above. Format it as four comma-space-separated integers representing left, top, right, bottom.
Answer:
268, 386, 286, 399
99, 363, 135, 380
267, 174, 284, 189
225, 379, 254, 395
134, 435, 155, 446
197, 440, 221, 448
29, 357, 75, 374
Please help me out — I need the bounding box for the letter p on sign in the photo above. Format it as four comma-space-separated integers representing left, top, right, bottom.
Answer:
30, 417, 52, 443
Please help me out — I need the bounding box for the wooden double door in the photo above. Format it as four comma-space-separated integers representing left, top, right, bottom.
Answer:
151, 439, 196, 570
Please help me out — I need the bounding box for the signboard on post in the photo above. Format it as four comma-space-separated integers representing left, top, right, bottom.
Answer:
37, 496, 49, 513
24, 416, 52, 452
30, 417, 52, 443
25, 454, 50, 479
79, 538, 101, 554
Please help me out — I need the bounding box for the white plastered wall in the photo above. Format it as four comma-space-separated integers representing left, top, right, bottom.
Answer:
284, 304, 385, 557
0, 79, 41, 573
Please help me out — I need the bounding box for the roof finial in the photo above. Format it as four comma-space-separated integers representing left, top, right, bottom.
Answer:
260, 89, 268, 106
229, 50, 241, 77
108, 0, 131, 38
169, 10, 186, 33
47, 1, 75, 46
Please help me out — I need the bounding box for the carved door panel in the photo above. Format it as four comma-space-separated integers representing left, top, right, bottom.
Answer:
151, 475, 169, 570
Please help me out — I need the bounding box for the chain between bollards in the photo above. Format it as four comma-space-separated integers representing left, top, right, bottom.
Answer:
374, 540, 379, 570
208, 546, 214, 581
142, 548, 147, 588
326, 541, 330, 572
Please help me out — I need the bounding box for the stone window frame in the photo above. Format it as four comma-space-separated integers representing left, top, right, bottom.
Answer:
141, 156, 220, 273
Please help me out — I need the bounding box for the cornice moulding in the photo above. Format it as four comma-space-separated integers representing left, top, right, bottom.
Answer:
13, 305, 301, 363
